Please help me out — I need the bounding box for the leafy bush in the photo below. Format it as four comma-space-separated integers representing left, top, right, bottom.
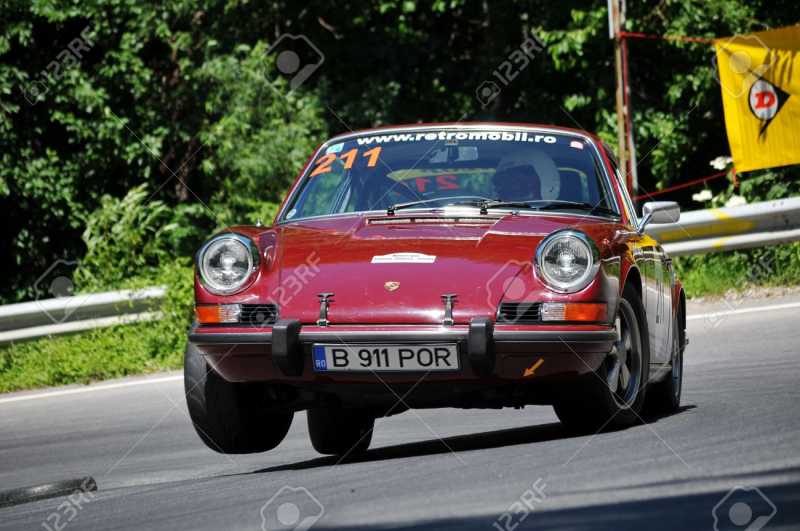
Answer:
0, 260, 193, 393
76, 184, 178, 289
0, 185, 196, 393
198, 42, 326, 226
1, 1, 327, 303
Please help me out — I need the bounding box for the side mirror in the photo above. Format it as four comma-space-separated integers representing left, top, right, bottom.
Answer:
639, 201, 680, 233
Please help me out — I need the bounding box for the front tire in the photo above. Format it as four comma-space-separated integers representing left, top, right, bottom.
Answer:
554, 284, 650, 433
307, 407, 374, 456
184, 343, 293, 454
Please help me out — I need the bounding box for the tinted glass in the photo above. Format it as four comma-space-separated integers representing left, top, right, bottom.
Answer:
282, 128, 618, 221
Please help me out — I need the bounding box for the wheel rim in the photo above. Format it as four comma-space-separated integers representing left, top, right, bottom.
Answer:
607, 299, 642, 408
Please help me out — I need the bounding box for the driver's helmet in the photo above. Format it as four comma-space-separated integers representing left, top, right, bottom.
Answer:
492, 164, 541, 201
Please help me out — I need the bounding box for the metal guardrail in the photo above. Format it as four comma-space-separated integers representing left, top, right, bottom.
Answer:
652, 197, 800, 256
0, 287, 165, 345
1, 197, 799, 343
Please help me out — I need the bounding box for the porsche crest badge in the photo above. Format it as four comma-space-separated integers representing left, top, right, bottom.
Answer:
384, 281, 400, 292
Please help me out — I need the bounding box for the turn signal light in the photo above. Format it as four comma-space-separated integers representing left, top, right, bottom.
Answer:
541, 302, 607, 322
195, 304, 242, 324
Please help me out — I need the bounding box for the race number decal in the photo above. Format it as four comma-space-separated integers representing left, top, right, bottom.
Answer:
310, 146, 382, 177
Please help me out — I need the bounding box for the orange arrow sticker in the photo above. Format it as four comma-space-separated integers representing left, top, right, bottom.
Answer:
523, 358, 544, 378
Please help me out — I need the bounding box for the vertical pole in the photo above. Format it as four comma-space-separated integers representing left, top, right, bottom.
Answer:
619, 1, 639, 198
610, 0, 629, 192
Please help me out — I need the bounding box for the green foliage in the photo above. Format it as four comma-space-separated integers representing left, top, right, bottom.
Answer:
711, 167, 800, 207
675, 243, 800, 297
3, 0, 800, 305
532, 0, 800, 198
198, 42, 326, 226
0, 1, 325, 303
0, 183, 195, 393
0, 320, 179, 393
2, 0, 800, 391
75, 184, 178, 289
0, 261, 193, 393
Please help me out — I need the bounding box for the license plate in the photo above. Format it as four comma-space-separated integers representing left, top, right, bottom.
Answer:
312, 344, 459, 372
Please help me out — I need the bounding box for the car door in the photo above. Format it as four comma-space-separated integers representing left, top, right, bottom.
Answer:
649, 243, 673, 363
604, 147, 671, 364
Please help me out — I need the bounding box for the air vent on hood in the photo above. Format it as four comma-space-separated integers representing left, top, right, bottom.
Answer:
497, 302, 542, 324
368, 215, 498, 226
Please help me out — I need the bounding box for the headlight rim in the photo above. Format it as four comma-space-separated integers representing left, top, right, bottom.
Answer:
534, 230, 600, 293
196, 233, 260, 296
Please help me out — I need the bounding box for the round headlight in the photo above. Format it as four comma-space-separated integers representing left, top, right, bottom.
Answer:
197, 234, 259, 295
535, 230, 600, 293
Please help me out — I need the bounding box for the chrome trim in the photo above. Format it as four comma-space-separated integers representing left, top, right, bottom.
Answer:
534, 230, 601, 294
276, 124, 622, 224
196, 233, 260, 296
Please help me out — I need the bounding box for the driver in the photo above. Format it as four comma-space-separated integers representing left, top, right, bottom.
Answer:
492, 164, 541, 201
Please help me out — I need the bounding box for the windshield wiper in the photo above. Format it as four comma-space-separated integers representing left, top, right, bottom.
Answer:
479, 200, 538, 214
388, 197, 619, 217
532, 200, 619, 217
387, 196, 493, 215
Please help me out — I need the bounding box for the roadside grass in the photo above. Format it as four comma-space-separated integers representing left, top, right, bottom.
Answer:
1, 244, 799, 393
674, 242, 800, 297
0, 321, 185, 393
0, 263, 193, 394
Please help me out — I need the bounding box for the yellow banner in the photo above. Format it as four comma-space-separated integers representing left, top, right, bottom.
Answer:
715, 25, 800, 172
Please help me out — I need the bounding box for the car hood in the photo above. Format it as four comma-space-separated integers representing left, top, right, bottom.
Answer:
265, 213, 617, 325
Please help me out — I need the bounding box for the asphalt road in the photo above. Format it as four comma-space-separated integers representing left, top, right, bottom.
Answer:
1, 294, 799, 530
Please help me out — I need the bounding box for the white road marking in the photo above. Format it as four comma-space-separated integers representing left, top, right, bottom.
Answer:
688, 301, 800, 321
0, 374, 182, 405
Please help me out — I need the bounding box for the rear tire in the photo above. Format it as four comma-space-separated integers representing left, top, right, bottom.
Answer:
307, 407, 374, 456
184, 343, 293, 454
644, 310, 683, 415
554, 283, 650, 433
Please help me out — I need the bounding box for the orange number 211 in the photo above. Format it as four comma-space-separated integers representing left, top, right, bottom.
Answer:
310, 147, 382, 177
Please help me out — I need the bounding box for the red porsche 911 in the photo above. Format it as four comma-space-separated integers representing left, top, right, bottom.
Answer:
185, 123, 687, 456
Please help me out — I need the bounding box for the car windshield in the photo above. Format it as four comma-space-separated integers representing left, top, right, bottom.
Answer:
280, 128, 618, 222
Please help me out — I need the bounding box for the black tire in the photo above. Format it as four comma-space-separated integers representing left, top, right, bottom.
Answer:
554, 283, 650, 433
184, 343, 293, 454
644, 309, 684, 415
307, 407, 374, 456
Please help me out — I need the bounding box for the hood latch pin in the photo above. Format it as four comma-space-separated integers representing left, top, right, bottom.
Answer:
317, 292, 334, 327
441, 293, 457, 327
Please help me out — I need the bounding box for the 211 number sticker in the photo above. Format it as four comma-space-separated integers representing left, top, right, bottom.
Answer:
310, 147, 382, 177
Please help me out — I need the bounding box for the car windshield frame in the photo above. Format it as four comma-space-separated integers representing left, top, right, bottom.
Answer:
276, 126, 621, 224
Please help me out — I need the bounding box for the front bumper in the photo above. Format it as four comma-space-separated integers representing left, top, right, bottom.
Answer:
189, 318, 616, 384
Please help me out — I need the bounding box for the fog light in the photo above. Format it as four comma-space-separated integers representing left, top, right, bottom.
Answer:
195, 304, 242, 324
541, 302, 607, 322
